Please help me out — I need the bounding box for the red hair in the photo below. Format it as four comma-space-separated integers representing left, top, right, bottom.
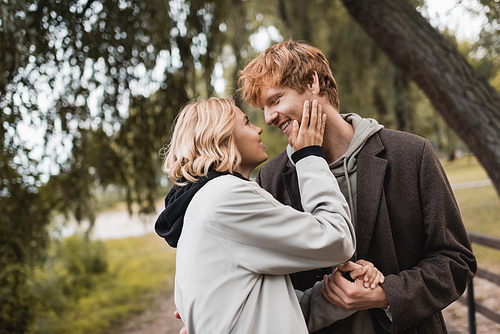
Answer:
238, 40, 339, 109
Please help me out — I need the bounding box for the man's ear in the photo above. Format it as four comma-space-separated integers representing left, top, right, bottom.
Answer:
308, 71, 321, 95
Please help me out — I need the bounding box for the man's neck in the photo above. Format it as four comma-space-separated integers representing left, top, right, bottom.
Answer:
322, 110, 354, 164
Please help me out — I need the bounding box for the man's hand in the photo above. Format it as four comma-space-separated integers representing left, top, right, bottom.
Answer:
174, 311, 187, 334
320, 262, 389, 310
339, 260, 385, 289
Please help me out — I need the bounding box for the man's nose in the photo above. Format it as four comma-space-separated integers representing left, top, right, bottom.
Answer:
264, 108, 277, 126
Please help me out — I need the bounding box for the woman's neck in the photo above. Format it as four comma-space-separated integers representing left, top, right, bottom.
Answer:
235, 167, 251, 179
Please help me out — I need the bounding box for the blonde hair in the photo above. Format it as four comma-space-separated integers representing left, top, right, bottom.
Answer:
238, 40, 339, 109
161, 97, 241, 184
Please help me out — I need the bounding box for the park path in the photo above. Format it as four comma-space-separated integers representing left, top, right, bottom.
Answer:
70, 179, 494, 241
106, 294, 184, 334
93, 180, 498, 334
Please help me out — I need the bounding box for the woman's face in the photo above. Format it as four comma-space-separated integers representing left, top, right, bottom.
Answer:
232, 107, 268, 177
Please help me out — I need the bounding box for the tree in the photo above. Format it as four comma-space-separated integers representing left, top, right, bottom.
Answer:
0, 0, 257, 332
341, 0, 500, 196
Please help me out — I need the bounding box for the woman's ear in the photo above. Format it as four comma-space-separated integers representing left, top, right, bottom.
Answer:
308, 71, 321, 95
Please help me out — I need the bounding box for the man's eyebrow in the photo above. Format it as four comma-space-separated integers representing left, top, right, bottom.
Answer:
262, 91, 281, 106
243, 115, 249, 123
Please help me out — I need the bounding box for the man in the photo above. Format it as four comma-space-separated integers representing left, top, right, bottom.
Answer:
239, 40, 476, 334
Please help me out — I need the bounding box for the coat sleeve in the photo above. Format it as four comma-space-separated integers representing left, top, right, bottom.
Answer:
200, 155, 356, 275
296, 282, 356, 332
382, 140, 477, 333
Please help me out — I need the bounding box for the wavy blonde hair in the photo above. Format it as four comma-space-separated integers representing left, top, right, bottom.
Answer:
161, 97, 241, 184
238, 40, 339, 109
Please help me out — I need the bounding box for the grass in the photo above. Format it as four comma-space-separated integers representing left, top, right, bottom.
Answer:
33, 234, 176, 334
441, 155, 500, 271
441, 155, 491, 184
80, 234, 176, 332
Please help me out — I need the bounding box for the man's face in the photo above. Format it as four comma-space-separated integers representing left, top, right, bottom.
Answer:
259, 85, 311, 146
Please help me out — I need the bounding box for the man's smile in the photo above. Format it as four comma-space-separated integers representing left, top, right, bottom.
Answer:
280, 120, 291, 132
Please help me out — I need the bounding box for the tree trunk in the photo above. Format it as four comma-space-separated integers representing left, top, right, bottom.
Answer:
341, 0, 500, 197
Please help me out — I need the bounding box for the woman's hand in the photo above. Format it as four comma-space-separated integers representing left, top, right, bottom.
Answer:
290, 100, 326, 151
337, 260, 385, 289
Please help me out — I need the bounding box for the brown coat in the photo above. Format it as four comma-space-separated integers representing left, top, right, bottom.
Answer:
256, 129, 476, 334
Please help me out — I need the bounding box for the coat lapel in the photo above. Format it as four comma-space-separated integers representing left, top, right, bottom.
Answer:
356, 133, 387, 260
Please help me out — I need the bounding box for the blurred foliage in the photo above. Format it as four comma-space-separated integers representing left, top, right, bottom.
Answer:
474, 0, 500, 59
1, 0, 253, 331
0, 165, 55, 333
30, 235, 107, 332
28, 234, 175, 334
1, 0, 500, 332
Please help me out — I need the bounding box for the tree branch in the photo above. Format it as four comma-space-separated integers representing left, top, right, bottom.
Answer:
341, 0, 500, 196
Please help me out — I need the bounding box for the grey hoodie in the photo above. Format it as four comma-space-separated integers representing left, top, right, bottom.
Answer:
288, 113, 383, 230
328, 113, 384, 233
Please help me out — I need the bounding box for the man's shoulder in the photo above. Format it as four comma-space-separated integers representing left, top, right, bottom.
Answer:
374, 128, 429, 153
259, 149, 291, 174
378, 128, 427, 143
256, 149, 295, 190
365, 129, 437, 172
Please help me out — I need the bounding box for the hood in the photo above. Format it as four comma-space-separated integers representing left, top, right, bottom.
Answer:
328, 113, 383, 176
155, 170, 247, 247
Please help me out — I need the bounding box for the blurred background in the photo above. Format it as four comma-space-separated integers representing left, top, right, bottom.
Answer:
1, 0, 500, 333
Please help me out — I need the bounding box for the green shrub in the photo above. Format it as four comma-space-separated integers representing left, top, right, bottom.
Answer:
28, 235, 108, 333
0, 261, 38, 334
30, 233, 175, 334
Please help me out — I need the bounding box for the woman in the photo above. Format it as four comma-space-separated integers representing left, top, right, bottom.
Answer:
155, 97, 382, 333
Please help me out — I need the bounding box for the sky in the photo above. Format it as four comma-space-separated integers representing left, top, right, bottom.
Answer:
424, 0, 487, 42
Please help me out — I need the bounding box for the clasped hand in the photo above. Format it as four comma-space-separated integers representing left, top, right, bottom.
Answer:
320, 260, 389, 310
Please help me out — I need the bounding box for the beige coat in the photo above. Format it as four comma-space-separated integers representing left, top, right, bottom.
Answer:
174, 154, 356, 334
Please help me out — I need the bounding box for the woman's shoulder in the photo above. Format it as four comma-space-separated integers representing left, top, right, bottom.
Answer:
197, 174, 262, 200
197, 174, 278, 210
